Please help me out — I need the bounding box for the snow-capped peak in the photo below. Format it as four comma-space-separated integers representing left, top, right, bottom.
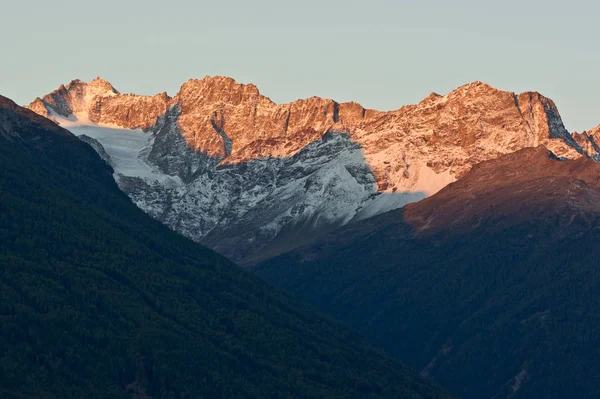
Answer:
26, 76, 597, 264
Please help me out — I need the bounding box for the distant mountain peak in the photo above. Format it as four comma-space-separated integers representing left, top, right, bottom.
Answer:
28, 77, 120, 120
572, 124, 600, 161
87, 76, 119, 94
456, 80, 497, 91
421, 92, 442, 102
176, 75, 267, 108
90, 76, 112, 84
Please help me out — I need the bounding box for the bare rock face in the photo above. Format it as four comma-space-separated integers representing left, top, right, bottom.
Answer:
31, 77, 169, 130
27, 76, 592, 264
572, 125, 600, 161
27, 97, 51, 119
153, 77, 583, 193
40, 78, 119, 117
345, 82, 583, 193
87, 92, 170, 131
173, 76, 341, 161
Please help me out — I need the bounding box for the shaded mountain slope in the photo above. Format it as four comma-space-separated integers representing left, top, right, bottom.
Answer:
256, 147, 600, 398
0, 96, 452, 399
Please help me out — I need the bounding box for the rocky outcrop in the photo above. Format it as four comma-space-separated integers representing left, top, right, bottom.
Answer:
87, 92, 170, 131
27, 76, 593, 263
572, 125, 600, 161
78, 135, 114, 167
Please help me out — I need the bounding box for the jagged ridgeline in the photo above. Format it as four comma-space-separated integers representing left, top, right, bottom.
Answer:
28, 77, 597, 265
0, 96, 453, 398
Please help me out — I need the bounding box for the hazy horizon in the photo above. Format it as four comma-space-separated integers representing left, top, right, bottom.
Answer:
2, 0, 599, 131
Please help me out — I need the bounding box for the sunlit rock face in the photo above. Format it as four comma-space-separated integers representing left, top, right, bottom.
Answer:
28, 76, 588, 264
572, 124, 600, 161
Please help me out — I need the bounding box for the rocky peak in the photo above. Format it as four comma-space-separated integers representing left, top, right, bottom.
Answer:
27, 97, 50, 118
420, 92, 442, 104
572, 125, 600, 161
176, 75, 266, 108
172, 77, 341, 161
453, 80, 497, 95
345, 81, 584, 193
28, 78, 169, 131
87, 77, 119, 96
29, 77, 118, 118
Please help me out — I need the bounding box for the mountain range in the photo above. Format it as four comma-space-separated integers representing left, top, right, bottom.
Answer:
26, 76, 599, 264
19, 75, 600, 398
0, 95, 452, 398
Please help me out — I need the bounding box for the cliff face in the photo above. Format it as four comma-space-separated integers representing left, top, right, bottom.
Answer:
27, 76, 590, 263
87, 92, 171, 131
31, 77, 584, 187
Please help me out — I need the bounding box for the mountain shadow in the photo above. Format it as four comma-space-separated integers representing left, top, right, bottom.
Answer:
77, 117, 428, 265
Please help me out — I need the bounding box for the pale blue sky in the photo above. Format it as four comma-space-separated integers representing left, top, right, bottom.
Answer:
1, 0, 598, 131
